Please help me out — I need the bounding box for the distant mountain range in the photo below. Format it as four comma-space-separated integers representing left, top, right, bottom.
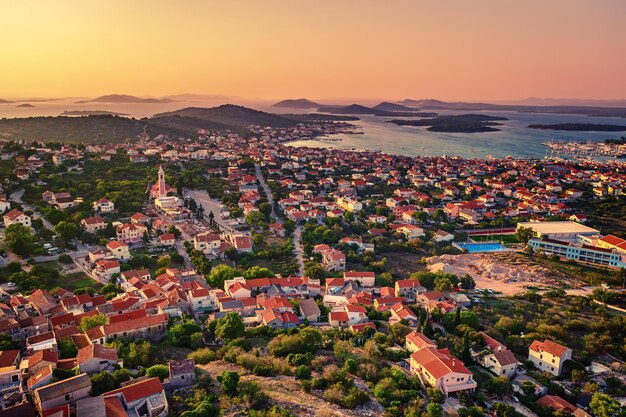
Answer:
272, 99, 324, 109
396, 99, 626, 118
0, 104, 348, 143
317, 103, 436, 117
76, 94, 174, 104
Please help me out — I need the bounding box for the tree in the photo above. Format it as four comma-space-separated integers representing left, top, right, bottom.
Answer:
485, 376, 512, 397
4, 223, 34, 257
434, 276, 454, 292
206, 264, 241, 289
294, 365, 311, 380
214, 312, 245, 341
146, 364, 170, 381
304, 264, 325, 280
90, 372, 117, 395
516, 226, 534, 244
79, 313, 108, 333
54, 221, 79, 242
217, 370, 239, 396
0, 334, 18, 351
589, 392, 621, 417
168, 319, 202, 348
459, 274, 476, 290
459, 331, 472, 364
58, 337, 78, 359
245, 266, 274, 279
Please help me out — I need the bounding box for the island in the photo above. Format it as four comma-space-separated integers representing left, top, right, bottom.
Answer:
61, 110, 130, 116
387, 114, 508, 133
76, 94, 174, 104
528, 123, 626, 132
16, 103, 35, 107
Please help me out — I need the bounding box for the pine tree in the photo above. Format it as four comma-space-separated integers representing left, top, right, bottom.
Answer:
460, 331, 472, 364
454, 306, 462, 326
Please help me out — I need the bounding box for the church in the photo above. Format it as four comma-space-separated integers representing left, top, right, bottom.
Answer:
151, 166, 186, 218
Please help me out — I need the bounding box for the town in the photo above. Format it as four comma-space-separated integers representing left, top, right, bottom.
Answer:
0, 121, 624, 417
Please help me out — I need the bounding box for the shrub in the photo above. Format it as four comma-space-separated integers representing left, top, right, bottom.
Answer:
188, 348, 216, 364
294, 365, 311, 380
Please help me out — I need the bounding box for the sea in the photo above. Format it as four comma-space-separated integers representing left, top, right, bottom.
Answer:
285, 110, 626, 159
2, 99, 626, 160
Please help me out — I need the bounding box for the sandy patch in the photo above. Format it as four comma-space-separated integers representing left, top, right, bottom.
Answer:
426, 252, 568, 296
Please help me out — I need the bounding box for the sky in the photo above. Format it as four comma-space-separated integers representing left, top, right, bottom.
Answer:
1, 0, 625, 101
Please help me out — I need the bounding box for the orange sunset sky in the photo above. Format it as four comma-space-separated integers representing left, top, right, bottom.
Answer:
1, 0, 625, 101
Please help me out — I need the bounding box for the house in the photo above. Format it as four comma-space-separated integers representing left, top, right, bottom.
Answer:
80, 216, 106, 234
322, 250, 346, 272
102, 377, 168, 417
158, 233, 176, 247
93, 260, 121, 281
343, 271, 375, 287
389, 303, 419, 325
528, 339, 572, 376
260, 308, 299, 329
32, 373, 91, 415
0, 350, 22, 409
106, 241, 131, 261
536, 395, 577, 414
3, 209, 31, 228
398, 224, 424, 239
103, 310, 168, 342
405, 332, 437, 353
483, 349, 518, 379
298, 298, 321, 322
166, 359, 196, 389
233, 235, 253, 253
193, 233, 221, 255
26, 332, 57, 354
93, 198, 115, 213
76, 344, 119, 374
395, 279, 426, 298
433, 230, 454, 242
269, 223, 286, 237
115, 223, 148, 244
409, 347, 477, 397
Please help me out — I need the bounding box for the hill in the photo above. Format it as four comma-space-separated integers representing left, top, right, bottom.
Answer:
397, 98, 626, 118
0, 98, 14, 104
61, 110, 129, 116
272, 98, 322, 109
528, 123, 626, 132
0, 115, 155, 143
387, 114, 507, 133
318, 103, 436, 117
16, 103, 35, 108
76, 94, 174, 104
372, 101, 417, 112
317, 104, 377, 114
153, 104, 299, 129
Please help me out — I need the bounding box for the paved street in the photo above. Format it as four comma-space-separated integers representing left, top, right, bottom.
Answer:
254, 163, 280, 223
293, 226, 305, 275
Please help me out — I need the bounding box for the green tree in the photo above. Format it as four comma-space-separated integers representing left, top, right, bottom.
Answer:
206, 264, 241, 289
168, 319, 202, 348
245, 266, 274, 279
0, 334, 18, 351
485, 376, 512, 398
79, 313, 108, 333
589, 392, 621, 417
54, 221, 80, 242
217, 370, 239, 396
4, 223, 34, 257
434, 276, 454, 292
58, 337, 78, 359
90, 372, 117, 395
459, 331, 472, 364
146, 364, 170, 381
214, 312, 245, 341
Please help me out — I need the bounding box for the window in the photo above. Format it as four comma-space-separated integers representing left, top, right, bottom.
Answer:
12, 375, 18, 382
65, 394, 70, 401
181, 375, 185, 380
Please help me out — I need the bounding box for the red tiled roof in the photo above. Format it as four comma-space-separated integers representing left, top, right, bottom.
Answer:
104, 377, 163, 403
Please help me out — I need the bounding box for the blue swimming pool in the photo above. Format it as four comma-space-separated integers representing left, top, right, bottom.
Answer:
453, 242, 508, 253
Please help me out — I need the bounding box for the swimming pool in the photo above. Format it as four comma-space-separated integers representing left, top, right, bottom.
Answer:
453, 242, 508, 253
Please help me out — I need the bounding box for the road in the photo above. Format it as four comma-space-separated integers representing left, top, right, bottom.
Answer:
293, 226, 305, 276
254, 163, 280, 223
10, 188, 54, 230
